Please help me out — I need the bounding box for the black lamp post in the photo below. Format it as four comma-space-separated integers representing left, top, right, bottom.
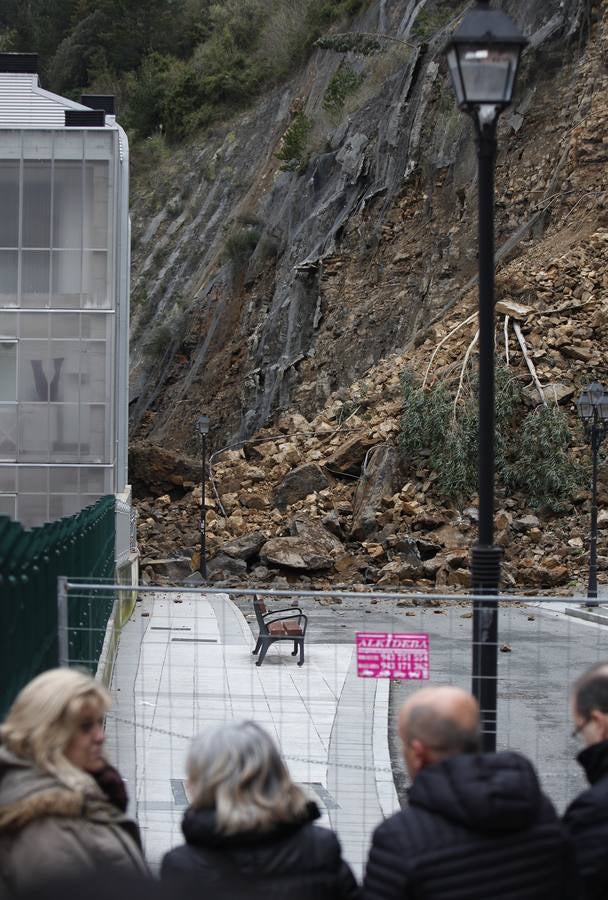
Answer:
196, 414, 210, 579
444, 1, 527, 752
576, 383, 608, 608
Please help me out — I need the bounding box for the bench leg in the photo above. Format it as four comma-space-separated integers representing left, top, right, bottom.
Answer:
252, 637, 262, 656
255, 640, 270, 667
291, 641, 298, 656
297, 640, 304, 667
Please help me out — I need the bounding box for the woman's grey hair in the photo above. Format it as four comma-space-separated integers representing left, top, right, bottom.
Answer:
187, 721, 309, 835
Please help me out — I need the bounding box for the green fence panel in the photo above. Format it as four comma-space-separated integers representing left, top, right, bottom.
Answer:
0, 496, 115, 719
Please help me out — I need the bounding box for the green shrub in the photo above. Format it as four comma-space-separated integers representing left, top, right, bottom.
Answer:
411, 1, 466, 43
323, 65, 365, 118
143, 323, 173, 361
400, 366, 580, 509
225, 223, 262, 263
276, 112, 313, 172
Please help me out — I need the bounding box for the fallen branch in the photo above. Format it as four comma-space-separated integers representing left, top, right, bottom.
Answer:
453, 330, 479, 421
504, 315, 510, 366
513, 321, 546, 405
422, 312, 477, 389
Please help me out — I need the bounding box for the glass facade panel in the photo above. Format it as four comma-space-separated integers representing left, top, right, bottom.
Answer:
80, 467, 109, 492
51, 313, 79, 338
0, 342, 16, 400
49, 493, 80, 520
22, 250, 50, 307
18, 493, 48, 527
19, 340, 50, 402
49, 404, 80, 460
49, 340, 80, 402
81, 341, 107, 403
0, 161, 19, 247
84, 404, 107, 463
0, 250, 18, 306
19, 404, 49, 461
20, 313, 49, 339
81, 313, 109, 339
84, 162, 109, 249
82, 251, 108, 308
49, 466, 78, 493
23, 161, 52, 247
18, 467, 48, 492
0, 467, 16, 491
0, 406, 17, 460
0, 494, 16, 519
0, 312, 17, 337
53, 161, 82, 249
51, 249, 82, 308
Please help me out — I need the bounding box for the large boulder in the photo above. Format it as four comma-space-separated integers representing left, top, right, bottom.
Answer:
220, 531, 267, 562
274, 463, 329, 511
324, 434, 377, 476
351, 445, 398, 541
207, 553, 248, 579
130, 441, 199, 495
289, 514, 344, 554
260, 537, 334, 571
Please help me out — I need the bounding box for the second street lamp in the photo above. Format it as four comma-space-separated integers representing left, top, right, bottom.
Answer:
576, 382, 608, 608
196, 414, 210, 579
444, 1, 528, 752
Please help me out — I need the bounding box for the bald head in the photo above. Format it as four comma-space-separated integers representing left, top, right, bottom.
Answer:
399, 687, 481, 777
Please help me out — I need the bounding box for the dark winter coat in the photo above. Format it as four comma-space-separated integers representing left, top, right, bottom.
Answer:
161, 801, 360, 900
0, 747, 147, 894
364, 751, 574, 900
563, 739, 608, 900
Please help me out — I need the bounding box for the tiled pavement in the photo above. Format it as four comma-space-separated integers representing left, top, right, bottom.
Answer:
105, 591, 399, 877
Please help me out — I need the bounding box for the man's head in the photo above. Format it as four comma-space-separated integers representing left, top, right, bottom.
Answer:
572, 663, 608, 748
399, 686, 481, 779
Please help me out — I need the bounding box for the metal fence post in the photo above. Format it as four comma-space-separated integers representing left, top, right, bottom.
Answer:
57, 576, 69, 667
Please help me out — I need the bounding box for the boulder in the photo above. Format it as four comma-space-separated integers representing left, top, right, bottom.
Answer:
415, 538, 442, 560
391, 536, 423, 569
130, 442, 199, 495
324, 434, 377, 476
523, 382, 574, 405
142, 557, 191, 580
351, 445, 398, 541
207, 553, 248, 578
274, 463, 329, 511
260, 537, 334, 571
431, 524, 468, 549
289, 514, 344, 554
513, 514, 541, 532
220, 532, 267, 562
377, 560, 421, 585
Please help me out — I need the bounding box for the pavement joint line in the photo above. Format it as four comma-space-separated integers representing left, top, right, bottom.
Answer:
105, 713, 394, 774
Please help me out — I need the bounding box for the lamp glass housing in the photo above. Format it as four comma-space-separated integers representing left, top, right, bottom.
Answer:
196, 415, 210, 435
588, 381, 604, 406
447, 42, 521, 109
597, 394, 608, 425
577, 390, 594, 423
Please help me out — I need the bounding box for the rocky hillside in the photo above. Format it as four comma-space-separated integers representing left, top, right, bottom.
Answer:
130, 0, 608, 592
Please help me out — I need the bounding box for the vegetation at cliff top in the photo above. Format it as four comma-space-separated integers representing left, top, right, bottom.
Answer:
0, 0, 368, 144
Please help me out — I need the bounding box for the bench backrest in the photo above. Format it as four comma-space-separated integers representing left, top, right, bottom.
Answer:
253, 597, 268, 632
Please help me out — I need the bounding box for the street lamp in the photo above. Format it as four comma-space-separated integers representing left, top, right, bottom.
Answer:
576, 383, 608, 608
444, 1, 527, 752
196, 414, 210, 579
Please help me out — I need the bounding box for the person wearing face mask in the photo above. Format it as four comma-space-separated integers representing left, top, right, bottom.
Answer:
563, 662, 608, 900
0, 669, 147, 894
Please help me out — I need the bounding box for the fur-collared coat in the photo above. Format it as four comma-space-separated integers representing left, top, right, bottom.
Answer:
0, 746, 147, 893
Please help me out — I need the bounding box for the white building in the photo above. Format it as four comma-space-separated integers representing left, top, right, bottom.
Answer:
0, 53, 134, 574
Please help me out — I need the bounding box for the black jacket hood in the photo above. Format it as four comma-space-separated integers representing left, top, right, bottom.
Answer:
182, 801, 320, 850
408, 751, 543, 835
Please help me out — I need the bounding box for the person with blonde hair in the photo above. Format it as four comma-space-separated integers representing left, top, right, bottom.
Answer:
161, 720, 359, 900
0, 668, 147, 892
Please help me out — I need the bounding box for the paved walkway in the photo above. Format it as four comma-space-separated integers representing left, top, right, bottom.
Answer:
105, 591, 399, 877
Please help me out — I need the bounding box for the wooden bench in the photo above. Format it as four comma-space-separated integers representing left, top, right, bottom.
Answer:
252, 597, 307, 667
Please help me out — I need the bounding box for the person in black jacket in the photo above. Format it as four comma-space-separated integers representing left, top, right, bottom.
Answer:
161, 720, 359, 900
563, 662, 608, 900
364, 686, 573, 900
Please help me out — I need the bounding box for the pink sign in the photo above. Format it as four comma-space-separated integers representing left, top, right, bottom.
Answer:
356, 632, 429, 680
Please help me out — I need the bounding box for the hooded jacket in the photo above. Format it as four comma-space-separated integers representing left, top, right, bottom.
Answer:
563, 738, 608, 900
161, 801, 360, 900
364, 751, 574, 900
0, 746, 147, 893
